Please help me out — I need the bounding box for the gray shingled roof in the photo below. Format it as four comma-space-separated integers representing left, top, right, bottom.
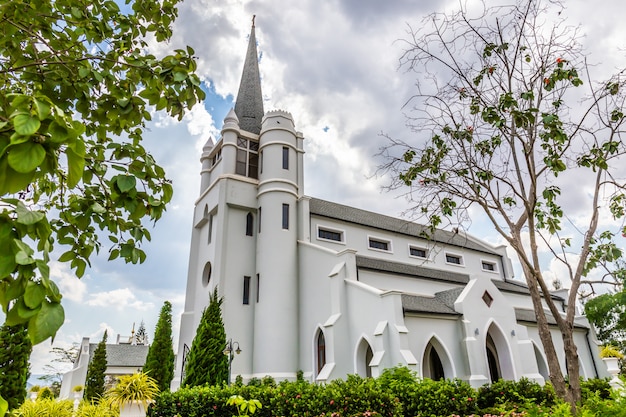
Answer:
356, 255, 470, 284
515, 309, 589, 329
89, 344, 149, 368
234, 22, 264, 134
309, 198, 500, 255
401, 293, 460, 315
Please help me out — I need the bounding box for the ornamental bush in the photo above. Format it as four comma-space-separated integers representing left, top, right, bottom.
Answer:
476, 377, 556, 412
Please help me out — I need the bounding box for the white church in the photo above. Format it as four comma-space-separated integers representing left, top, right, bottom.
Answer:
173, 22, 607, 389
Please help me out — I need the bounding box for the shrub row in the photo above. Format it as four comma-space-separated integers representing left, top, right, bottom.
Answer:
148, 368, 614, 417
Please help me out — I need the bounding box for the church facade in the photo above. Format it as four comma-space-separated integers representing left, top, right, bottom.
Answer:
172, 23, 607, 389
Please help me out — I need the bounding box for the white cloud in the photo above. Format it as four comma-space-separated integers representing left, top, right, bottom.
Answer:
51, 261, 87, 303
86, 288, 154, 311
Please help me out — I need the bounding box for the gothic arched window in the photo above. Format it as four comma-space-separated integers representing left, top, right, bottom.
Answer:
246, 212, 254, 236
316, 330, 326, 374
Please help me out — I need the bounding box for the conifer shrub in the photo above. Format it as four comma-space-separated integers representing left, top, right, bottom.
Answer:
143, 301, 175, 392
85, 331, 108, 402
0, 323, 32, 411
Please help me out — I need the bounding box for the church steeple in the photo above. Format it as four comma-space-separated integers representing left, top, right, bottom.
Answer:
234, 16, 264, 135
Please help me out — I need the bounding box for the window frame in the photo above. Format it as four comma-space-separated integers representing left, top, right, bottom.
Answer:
367, 236, 392, 253
408, 245, 429, 259
282, 203, 289, 230
316, 225, 345, 244
444, 252, 464, 266
243, 276, 251, 305
481, 260, 498, 273
235, 137, 259, 179
282, 146, 289, 170
245, 212, 254, 236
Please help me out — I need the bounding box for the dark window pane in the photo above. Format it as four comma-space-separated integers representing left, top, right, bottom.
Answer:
282, 146, 289, 169
369, 238, 388, 251
243, 276, 250, 304
248, 153, 259, 179
446, 254, 461, 264
237, 137, 247, 148
236, 149, 247, 176
246, 213, 253, 236
319, 229, 341, 242
282, 204, 289, 229
482, 261, 495, 271
410, 247, 427, 258
249, 140, 259, 151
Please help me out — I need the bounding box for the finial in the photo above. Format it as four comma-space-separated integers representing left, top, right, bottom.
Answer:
252, 15, 256, 27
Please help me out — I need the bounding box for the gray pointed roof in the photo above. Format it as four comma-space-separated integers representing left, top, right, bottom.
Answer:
234, 19, 264, 134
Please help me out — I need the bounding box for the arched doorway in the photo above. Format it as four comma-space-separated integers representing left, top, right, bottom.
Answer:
422, 337, 454, 380
485, 322, 515, 382
355, 338, 373, 377
533, 343, 549, 382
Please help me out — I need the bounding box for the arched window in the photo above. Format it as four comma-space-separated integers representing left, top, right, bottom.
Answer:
246, 212, 254, 236
202, 262, 212, 287
316, 330, 326, 374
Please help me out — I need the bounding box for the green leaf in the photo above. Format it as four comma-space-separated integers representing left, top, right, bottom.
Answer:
117, 175, 136, 193
28, 301, 65, 344
13, 114, 41, 136
0, 394, 7, 417
24, 281, 46, 308
34, 99, 51, 120
7, 141, 46, 173
45, 280, 62, 303
16, 200, 44, 225
58, 251, 76, 262
66, 143, 86, 188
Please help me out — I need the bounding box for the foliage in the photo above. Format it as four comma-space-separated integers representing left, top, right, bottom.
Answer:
599, 344, 624, 359
143, 301, 175, 392
380, 0, 626, 407
106, 372, 159, 410
134, 321, 148, 345
0, 0, 205, 349
0, 323, 31, 411
585, 291, 626, 346
476, 378, 556, 412
74, 399, 119, 417
85, 331, 108, 402
227, 395, 262, 417
10, 398, 73, 417
38, 386, 55, 400
182, 287, 228, 387
580, 378, 612, 402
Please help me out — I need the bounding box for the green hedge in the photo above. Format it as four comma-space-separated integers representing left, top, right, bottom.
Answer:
148, 370, 617, 417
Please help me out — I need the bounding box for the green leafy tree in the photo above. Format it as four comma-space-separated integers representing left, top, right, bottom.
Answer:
0, 323, 31, 411
143, 301, 175, 391
381, 0, 626, 408
183, 287, 228, 387
0, 0, 205, 350
84, 330, 108, 402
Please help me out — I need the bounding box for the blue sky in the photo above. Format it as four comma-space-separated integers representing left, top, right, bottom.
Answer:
27, 0, 626, 377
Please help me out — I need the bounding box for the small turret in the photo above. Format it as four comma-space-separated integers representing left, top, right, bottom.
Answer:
199, 137, 215, 193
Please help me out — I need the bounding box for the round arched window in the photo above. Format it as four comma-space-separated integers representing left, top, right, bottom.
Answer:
202, 262, 212, 287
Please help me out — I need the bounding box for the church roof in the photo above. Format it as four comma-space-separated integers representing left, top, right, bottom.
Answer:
356, 255, 470, 284
309, 198, 501, 255
401, 293, 461, 315
514, 308, 589, 329
89, 343, 149, 368
234, 18, 264, 134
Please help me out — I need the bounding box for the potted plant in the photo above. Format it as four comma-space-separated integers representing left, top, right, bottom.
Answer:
29, 385, 40, 401
72, 385, 84, 397
599, 345, 623, 374
106, 372, 159, 417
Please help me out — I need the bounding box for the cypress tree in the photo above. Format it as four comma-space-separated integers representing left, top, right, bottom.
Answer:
135, 320, 148, 345
0, 323, 31, 411
84, 330, 108, 402
183, 287, 228, 387
143, 301, 175, 391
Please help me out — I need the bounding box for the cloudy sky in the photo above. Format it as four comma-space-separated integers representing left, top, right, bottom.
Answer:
27, 0, 626, 377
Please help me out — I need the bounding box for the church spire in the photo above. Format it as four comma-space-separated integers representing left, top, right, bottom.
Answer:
234, 15, 264, 135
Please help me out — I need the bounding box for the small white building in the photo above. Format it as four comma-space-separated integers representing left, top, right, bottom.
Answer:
173, 22, 607, 389
59, 334, 149, 399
